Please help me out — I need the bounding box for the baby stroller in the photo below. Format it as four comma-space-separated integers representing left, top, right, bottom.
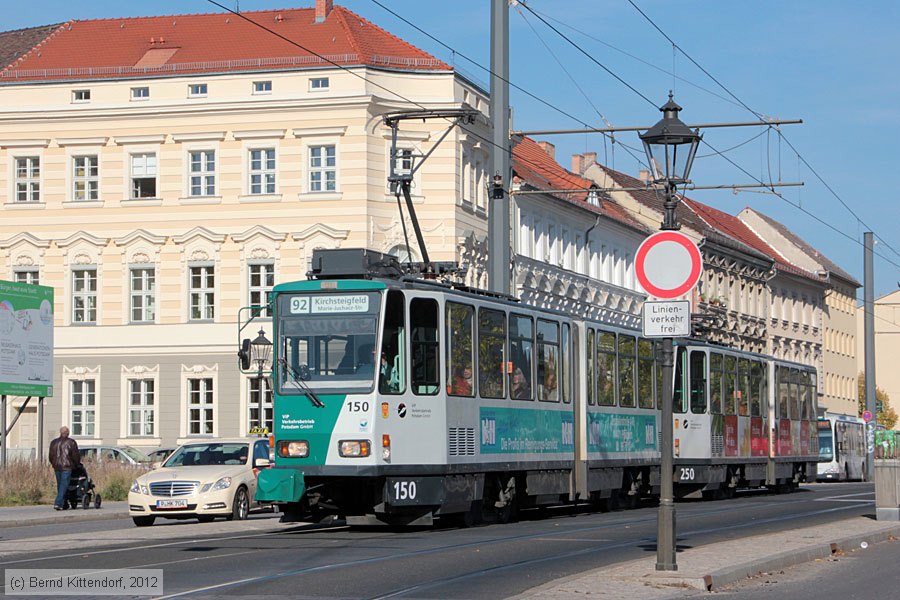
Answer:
66, 463, 101, 509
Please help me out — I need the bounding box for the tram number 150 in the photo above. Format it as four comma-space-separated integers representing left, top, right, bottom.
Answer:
679, 467, 695, 481
393, 481, 417, 501
384, 477, 441, 506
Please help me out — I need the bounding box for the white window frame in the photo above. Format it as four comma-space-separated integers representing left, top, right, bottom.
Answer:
72, 155, 99, 201
188, 83, 208, 98
130, 86, 150, 101
308, 144, 337, 192
187, 377, 215, 436
130, 266, 156, 323
71, 268, 98, 324
128, 379, 155, 437
309, 77, 329, 91
14, 156, 41, 203
248, 262, 274, 317
248, 148, 276, 195
14, 268, 39, 286
189, 264, 215, 321
129, 152, 158, 199
188, 149, 216, 197
72, 89, 91, 103
71, 379, 96, 437
248, 376, 273, 432
252, 80, 272, 95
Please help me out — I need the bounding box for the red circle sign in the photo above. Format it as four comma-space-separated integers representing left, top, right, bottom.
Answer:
635, 231, 703, 299
863, 410, 873, 423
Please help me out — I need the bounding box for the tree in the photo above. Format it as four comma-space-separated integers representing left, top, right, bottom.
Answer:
858, 372, 897, 429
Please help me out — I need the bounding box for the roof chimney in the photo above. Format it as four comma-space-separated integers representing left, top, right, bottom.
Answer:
315, 0, 334, 23
536, 141, 555, 160
638, 168, 651, 182
583, 151, 596, 166
572, 154, 584, 174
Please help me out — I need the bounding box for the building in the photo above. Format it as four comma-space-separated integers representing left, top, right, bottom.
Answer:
0, 1, 494, 456
857, 289, 900, 420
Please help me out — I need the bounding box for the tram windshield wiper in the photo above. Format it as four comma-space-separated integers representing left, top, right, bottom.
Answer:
279, 357, 325, 408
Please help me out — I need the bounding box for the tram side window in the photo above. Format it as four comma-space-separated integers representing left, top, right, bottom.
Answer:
689, 351, 707, 414
638, 339, 655, 409
586, 329, 595, 406
446, 302, 475, 397
723, 356, 737, 416
410, 298, 439, 396
789, 369, 800, 421
478, 308, 506, 399
509, 314, 534, 400
749, 361, 764, 417
379, 290, 405, 395
561, 323, 571, 404
777, 366, 790, 419
618, 334, 636, 407
759, 362, 769, 416
536, 319, 559, 402
801, 371, 814, 420
673, 347, 686, 414
738, 359, 751, 416
709, 353, 723, 415
596, 331, 616, 406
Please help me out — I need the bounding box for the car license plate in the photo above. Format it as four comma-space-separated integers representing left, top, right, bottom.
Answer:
156, 499, 188, 509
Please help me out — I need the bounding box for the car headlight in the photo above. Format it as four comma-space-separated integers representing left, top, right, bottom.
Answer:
339, 440, 371, 458
277, 440, 309, 458
211, 477, 232, 491
130, 480, 140, 494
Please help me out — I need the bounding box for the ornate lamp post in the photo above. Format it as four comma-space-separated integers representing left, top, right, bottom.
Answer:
250, 329, 272, 432
640, 93, 701, 571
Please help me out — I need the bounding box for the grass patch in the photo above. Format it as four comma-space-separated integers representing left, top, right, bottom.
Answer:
0, 459, 145, 506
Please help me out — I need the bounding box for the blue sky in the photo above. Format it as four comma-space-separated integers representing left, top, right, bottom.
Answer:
9, 1, 900, 298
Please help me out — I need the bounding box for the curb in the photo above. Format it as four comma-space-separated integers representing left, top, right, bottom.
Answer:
0, 506, 129, 529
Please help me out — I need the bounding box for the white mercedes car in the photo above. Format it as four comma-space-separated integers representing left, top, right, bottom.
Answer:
128, 438, 271, 526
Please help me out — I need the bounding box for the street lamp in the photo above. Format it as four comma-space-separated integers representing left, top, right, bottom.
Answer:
247, 329, 272, 433
640, 93, 702, 572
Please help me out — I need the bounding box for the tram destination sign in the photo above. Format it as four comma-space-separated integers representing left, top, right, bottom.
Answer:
642, 300, 690, 338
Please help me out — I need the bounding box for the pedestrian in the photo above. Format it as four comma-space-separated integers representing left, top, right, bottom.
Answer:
49, 426, 80, 511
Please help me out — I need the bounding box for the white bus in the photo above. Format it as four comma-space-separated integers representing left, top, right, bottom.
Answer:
817, 413, 866, 481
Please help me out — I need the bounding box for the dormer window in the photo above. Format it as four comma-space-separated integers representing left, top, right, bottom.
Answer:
131, 87, 150, 101
309, 77, 329, 91
188, 83, 208, 98
253, 80, 272, 95
72, 89, 91, 103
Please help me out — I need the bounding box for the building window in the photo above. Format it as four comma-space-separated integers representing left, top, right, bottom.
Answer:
248, 377, 273, 432
252, 80, 272, 94
130, 153, 157, 198
72, 155, 99, 201
71, 380, 96, 437
72, 269, 97, 324
309, 77, 329, 91
309, 145, 336, 192
72, 89, 91, 103
131, 86, 150, 100
249, 148, 276, 195
187, 378, 214, 435
189, 150, 216, 196
189, 265, 215, 320
130, 267, 156, 323
249, 263, 274, 317
188, 83, 208, 97
128, 379, 155, 436
14, 157, 40, 203
14, 269, 39, 286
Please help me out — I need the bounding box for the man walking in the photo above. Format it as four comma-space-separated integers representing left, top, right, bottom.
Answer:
49, 426, 80, 510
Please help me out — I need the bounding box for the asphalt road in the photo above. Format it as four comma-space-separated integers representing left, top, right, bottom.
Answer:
0, 483, 875, 599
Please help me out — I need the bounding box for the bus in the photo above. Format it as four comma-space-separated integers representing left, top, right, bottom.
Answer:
817, 413, 866, 481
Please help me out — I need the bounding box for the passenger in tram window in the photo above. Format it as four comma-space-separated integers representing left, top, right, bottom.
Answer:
511, 367, 531, 399
450, 366, 473, 396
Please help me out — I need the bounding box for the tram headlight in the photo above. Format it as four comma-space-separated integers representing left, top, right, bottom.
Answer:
339, 440, 371, 458
278, 440, 309, 458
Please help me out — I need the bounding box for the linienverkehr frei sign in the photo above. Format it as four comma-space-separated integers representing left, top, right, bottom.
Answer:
0, 280, 54, 397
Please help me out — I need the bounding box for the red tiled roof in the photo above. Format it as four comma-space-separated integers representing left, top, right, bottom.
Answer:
512, 137, 648, 233
0, 24, 63, 70
1, 6, 449, 82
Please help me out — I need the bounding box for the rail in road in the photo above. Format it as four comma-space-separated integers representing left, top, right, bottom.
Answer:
0, 483, 876, 599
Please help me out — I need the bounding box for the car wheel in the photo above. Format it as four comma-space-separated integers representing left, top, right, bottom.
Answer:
228, 487, 250, 521
132, 516, 155, 527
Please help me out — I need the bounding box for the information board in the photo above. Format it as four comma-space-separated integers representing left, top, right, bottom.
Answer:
0, 280, 54, 397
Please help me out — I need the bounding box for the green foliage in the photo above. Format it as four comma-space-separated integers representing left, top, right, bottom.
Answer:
858, 372, 897, 429
100, 477, 131, 501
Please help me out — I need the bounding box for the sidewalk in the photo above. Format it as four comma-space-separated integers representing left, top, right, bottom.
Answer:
513, 515, 900, 599
0, 501, 128, 528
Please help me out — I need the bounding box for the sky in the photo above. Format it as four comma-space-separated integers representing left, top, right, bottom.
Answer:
8, 0, 900, 299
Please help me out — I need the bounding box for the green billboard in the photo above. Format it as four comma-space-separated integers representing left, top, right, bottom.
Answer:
0, 280, 54, 397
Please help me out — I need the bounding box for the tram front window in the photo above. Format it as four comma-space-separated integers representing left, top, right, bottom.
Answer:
278, 292, 381, 393
817, 424, 835, 462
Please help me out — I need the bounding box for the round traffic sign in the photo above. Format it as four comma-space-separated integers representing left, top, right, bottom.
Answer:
863, 410, 874, 423
635, 231, 703, 299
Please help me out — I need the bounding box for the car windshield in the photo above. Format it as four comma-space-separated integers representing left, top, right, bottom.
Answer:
119, 446, 151, 463
164, 443, 249, 467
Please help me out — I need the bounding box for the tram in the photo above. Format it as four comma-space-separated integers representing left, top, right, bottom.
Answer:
248, 248, 818, 525
817, 413, 866, 481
